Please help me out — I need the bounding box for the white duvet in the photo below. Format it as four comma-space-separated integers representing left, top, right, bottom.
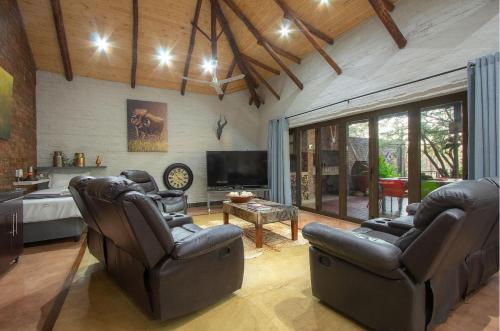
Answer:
23, 188, 81, 223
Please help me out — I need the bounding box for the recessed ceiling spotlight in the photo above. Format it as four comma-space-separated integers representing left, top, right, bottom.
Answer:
92, 33, 110, 53
278, 18, 292, 37
156, 48, 173, 66
202, 58, 217, 73
318, 0, 330, 5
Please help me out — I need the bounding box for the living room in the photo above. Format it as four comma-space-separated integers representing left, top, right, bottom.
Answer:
0, 0, 498, 330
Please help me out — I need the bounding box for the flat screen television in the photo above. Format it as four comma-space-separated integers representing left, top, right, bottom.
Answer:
206, 151, 268, 188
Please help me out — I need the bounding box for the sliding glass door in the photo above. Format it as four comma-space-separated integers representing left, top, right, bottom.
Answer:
419, 102, 464, 199
319, 124, 340, 215
346, 120, 370, 220
300, 129, 316, 210
377, 112, 409, 218
290, 92, 467, 223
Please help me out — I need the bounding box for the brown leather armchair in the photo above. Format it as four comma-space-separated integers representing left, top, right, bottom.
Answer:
303, 178, 499, 331
120, 170, 188, 214
84, 176, 244, 320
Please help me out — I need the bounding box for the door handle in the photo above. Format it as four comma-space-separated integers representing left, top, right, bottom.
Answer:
11, 214, 15, 236
14, 213, 17, 235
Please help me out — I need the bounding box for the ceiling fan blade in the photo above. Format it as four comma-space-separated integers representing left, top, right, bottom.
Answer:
217, 74, 246, 84
182, 76, 211, 84
213, 84, 224, 95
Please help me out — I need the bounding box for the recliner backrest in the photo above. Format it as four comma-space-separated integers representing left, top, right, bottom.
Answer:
120, 170, 159, 194
402, 179, 499, 283
86, 176, 174, 268
69, 175, 101, 232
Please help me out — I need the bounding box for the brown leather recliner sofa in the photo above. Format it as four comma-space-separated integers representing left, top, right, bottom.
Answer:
69, 175, 194, 267
303, 178, 499, 331
120, 170, 188, 214
69, 176, 244, 320
68, 175, 107, 264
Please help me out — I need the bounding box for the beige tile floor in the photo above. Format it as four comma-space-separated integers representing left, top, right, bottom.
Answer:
53, 212, 499, 331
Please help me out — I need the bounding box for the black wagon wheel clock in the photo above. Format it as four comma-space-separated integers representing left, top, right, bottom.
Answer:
163, 163, 193, 191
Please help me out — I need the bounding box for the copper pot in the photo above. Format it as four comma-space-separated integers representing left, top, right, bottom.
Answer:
74, 153, 85, 167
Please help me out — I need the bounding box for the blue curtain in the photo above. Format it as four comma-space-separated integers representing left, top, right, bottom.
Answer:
467, 53, 499, 179
267, 118, 292, 205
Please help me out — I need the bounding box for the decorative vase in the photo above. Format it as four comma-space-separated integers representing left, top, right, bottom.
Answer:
96, 155, 102, 167
53, 151, 63, 167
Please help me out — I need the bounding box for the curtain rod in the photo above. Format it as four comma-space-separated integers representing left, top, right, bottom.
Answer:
285, 65, 471, 120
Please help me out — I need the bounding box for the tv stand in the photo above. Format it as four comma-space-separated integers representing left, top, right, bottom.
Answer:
206, 187, 270, 213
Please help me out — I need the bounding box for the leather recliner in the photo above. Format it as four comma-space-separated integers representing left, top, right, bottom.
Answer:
69, 175, 194, 267
302, 178, 499, 331
84, 176, 244, 320
68, 175, 106, 264
360, 177, 499, 296
120, 170, 188, 214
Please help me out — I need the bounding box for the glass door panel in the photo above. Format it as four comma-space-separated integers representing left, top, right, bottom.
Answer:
320, 125, 340, 215
420, 102, 464, 198
300, 129, 316, 209
289, 131, 297, 205
347, 121, 370, 220
378, 113, 409, 218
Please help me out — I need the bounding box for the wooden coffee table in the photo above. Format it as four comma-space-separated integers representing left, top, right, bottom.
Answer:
222, 199, 299, 248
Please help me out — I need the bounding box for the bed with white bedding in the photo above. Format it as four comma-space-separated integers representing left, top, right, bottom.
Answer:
23, 173, 87, 243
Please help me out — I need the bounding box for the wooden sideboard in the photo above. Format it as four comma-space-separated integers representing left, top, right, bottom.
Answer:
0, 191, 23, 274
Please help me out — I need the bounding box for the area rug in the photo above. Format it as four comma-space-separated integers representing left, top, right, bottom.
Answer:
201, 219, 308, 259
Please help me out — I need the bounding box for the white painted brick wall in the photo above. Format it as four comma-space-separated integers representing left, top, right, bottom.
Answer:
36, 71, 259, 203
257, 0, 499, 147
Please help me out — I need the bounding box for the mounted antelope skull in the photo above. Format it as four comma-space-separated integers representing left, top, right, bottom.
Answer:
216, 114, 228, 140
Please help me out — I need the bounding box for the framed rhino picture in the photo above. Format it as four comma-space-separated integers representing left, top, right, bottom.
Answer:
0, 67, 14, 140
127, 99, 168, 152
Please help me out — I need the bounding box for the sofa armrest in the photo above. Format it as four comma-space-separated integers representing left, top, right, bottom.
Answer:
303, 222, 403, 279
146, 193, 162, 200
157, 190, 185, 198
172, 224, 243, 260
406, 203, 420, 215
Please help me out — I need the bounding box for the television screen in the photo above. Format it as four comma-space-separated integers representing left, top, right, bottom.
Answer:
207, 151, 268, 188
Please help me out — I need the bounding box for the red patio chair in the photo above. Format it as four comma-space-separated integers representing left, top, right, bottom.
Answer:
379, 179, 408, 216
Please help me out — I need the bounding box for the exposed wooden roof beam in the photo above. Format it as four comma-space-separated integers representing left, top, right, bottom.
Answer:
211, 1, 217, 59
247, 64, 280, 100
284, 11, 334, 45
131, 0, 138, 88
273, 0, 341, 75
368, 0, 406, 49
218, 59, 236, 100
242, 54, 280, 75
50, 0, 73, 81
263, 40, 301, 64
212, 0, 261, 107
382, 0, 395, 12
180, 0, 203, 95
221, 0, 303, 89
191, 22, 211, 41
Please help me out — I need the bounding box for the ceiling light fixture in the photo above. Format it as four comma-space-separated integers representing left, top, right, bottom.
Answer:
318, 0, 330, 5
92, 34, 110, 53
156, 48, 173, 66
278, 18, 292, 37
202, 58, 217, 74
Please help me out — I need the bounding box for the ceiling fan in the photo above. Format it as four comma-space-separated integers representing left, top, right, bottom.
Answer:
182, 60, 245, 95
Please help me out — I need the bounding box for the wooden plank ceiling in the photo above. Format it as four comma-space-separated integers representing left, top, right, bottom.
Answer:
18, 0, 400, 99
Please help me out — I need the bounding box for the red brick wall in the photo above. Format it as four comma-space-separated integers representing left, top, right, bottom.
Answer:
0, 0, 37, 190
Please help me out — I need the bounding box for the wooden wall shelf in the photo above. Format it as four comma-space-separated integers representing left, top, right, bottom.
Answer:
37, 166, 107, 172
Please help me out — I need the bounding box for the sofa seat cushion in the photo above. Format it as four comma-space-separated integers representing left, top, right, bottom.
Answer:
353, 227, 400, 245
